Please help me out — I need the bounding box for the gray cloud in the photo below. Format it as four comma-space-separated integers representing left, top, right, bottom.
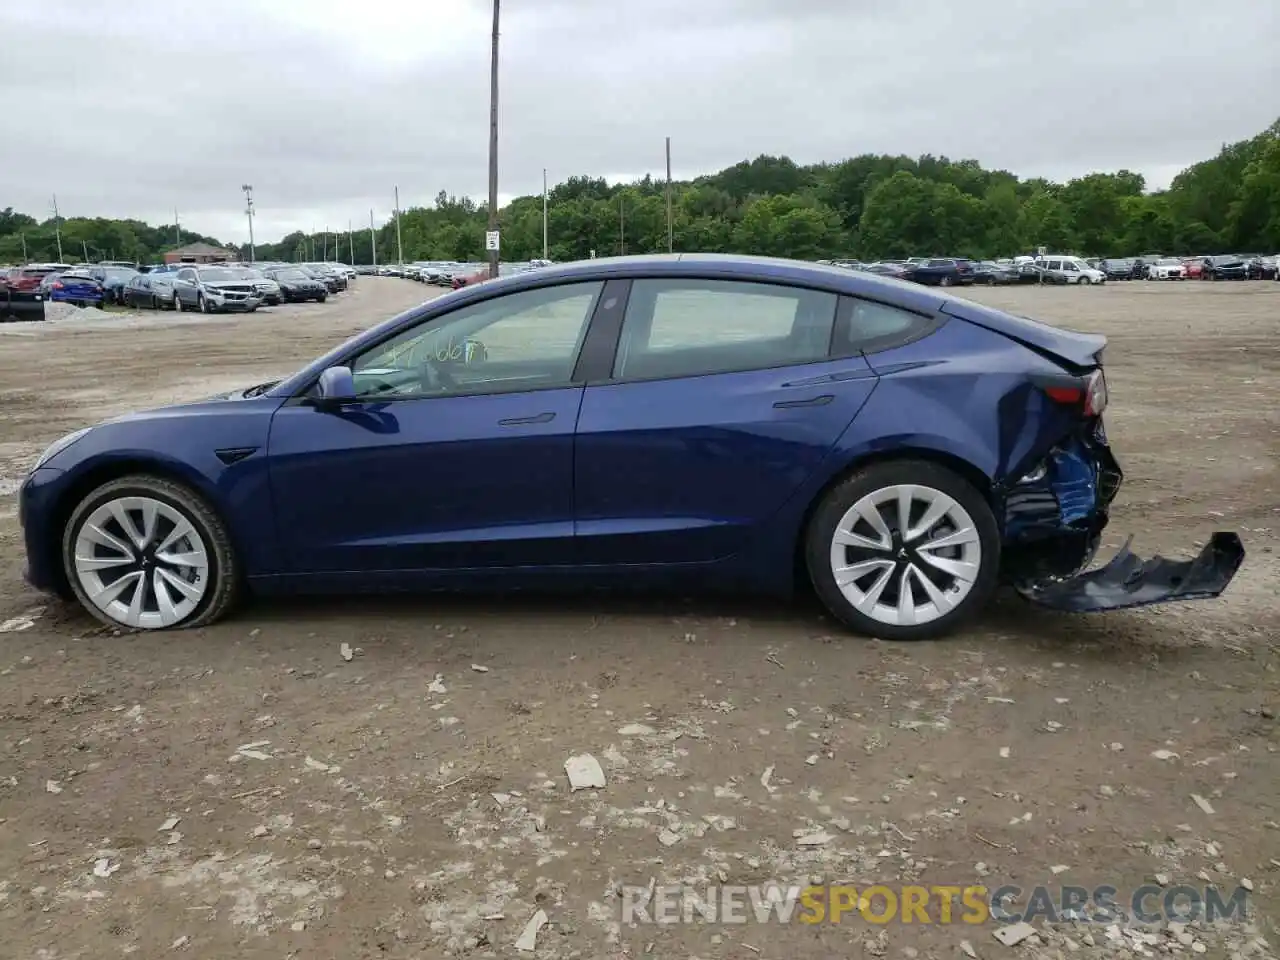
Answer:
2, 0, 1276, 245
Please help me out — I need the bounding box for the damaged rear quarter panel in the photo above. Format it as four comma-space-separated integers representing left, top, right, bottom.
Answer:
849, 318, 1085, 493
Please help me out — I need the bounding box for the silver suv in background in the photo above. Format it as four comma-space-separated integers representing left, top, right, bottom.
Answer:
172, 266, 261, 313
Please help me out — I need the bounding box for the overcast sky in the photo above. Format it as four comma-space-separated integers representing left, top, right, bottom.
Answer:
2, 0, 1276, 246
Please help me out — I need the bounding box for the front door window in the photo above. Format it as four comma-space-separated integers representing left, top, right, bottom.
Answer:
349, 282, 604, 399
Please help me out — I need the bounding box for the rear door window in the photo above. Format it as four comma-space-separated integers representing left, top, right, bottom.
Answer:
612, 278, 837, 381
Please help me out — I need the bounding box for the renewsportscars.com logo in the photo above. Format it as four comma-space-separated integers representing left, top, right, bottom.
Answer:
619, 883, 1250, 926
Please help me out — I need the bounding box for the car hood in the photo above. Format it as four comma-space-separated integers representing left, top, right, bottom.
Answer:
940, 298, 1106, 370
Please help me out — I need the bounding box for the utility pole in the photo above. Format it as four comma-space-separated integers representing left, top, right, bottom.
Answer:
618, 194, 625, 256
174, 208, 180, 246
20, 232, 27, 263
542, 168, 548, 260
309, 229, 315, 261
81, 239, 89, 262
348, 220, 354, 264
486, 0, 501, 279
369, 209, 377, 271
665, 136, 673, 254
241, 184, 255, 262
51, 194, 63, 262
323, 227, 329, 262
394, 186, 404, 266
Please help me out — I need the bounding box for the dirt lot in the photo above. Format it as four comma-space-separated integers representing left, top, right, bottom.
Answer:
0, 279, 1277, 959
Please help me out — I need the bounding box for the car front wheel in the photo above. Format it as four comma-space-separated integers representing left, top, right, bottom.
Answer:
806, 460, 1000, 641
62, 475, 239, 631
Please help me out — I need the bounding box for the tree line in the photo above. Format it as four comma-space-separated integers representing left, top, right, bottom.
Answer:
3, 118, 1276, 268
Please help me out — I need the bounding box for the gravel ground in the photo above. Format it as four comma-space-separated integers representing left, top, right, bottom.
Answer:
0, 278, 1277, 959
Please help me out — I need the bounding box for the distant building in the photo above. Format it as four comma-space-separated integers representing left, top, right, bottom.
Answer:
163, 242, 234, 264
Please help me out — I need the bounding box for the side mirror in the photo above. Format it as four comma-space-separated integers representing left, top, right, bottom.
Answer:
315, 365, 356, 407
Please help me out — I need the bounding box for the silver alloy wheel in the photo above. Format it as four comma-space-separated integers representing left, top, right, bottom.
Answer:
828, 483, 982, 627
73, 496, 210, 629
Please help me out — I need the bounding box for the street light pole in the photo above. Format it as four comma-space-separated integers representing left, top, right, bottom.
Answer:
665, 136, 673, 254
242, 185, 255, 262
51, 194, 63, 262
618, 193, 625, 256
348, 220, 354, 264
542, 168, 549, 260
394, 186, 404, 267
369, 209, 377, 272
486, 0, 501, 280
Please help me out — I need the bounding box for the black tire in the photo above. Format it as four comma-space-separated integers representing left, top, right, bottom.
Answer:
198, 293, 209, 313
805, 460, 1001, 641
174, 294, 184, 312
61, 475, 240, 631
316, 293, 327, 302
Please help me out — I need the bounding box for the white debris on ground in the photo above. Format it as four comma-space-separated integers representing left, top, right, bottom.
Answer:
41, 301, 113, 323
513, 908, 547, 952
564, 753, 606, 791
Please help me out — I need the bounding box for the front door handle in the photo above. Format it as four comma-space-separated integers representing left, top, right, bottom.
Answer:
773, 394, 834, 409
498, 411, 556, 426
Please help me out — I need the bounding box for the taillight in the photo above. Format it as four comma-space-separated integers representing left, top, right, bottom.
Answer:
1039, 370, 1108, 417
52, 281, 63, 289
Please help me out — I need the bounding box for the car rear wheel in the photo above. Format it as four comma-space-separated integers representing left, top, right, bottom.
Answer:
939, 276, 954, 287
806, 461, 1000, 641
198, 293, 210, 313
62, 475, 239, 631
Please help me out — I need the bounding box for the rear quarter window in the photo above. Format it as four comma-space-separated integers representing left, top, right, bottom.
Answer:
831, 297, 940, 357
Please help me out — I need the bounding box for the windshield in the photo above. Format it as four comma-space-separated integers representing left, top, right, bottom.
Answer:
198, 268, 238, 281
274, 269, 309, 280
102, 267, 138, 279
1211, 255, 1240, 264
1156, 258, 1181, 265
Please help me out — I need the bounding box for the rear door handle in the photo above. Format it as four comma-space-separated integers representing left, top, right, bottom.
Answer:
773, 394, 834, 409
498, 411, 556, 426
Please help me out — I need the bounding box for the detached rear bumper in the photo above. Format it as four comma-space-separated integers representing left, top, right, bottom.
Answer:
1016, 532, 1245, 612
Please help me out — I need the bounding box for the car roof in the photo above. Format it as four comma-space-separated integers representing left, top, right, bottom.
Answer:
479, 253, 947, 311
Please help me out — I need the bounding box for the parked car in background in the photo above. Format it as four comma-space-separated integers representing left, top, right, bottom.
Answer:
124, 273, 176, 310
970, 261, 1018, 285
1258, 256, 1278, 280
229, 267, 283, 305
1035, 256, 1106, 285
301, 265, 344, 293
1013, 263, 1069, 285
2, 263, 73, 298
1100, 258, 1135, 280
452, 267, 489, 289
1181, 257, 1205, 279
18, 254, 1243, 638
39, 269, 105, 307
263, 266, 327, 302
863, 262, 911, 279
88, 265, 139, 304
1201, 254, 1249, 280
907, 258, 974, 287
304, 264, 348, 290
172, 266, 260, 313
1145, 257, 1186, 280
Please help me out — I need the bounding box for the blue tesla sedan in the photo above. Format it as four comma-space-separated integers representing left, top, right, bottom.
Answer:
18, 255, 1243, 639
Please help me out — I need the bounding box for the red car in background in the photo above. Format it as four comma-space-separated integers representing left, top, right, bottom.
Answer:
451, 268, 489, 290
2, 263, 73, 296
1181, 257, 1205, 279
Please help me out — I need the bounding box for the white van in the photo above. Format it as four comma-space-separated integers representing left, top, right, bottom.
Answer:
1035, 255, 1106, 285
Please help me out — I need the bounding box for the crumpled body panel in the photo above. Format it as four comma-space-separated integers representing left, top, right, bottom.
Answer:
1016, 532, 1245, 612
